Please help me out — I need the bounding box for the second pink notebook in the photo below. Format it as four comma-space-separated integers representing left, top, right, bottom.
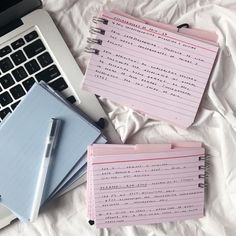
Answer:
87, 143, 206, 228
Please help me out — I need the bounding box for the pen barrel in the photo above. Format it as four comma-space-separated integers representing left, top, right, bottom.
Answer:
30, 119, 62, 222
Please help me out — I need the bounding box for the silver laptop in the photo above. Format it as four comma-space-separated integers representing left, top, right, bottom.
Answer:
0, 0, 121, 229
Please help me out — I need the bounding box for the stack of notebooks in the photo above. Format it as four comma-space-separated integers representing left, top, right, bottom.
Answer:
0, 82, 106, 222
87, 143, 206, 228
82, 10, 219, 128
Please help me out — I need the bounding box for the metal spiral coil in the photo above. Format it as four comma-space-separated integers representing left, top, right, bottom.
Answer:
84, 47, 100, 55
92, 17, 109, 25
198, 165, 205, 170
199, 156, 205, 161
198, 183, 207, 188
90, 27, 106, 35
199, 174, 206, 179
87, 38, 103, 45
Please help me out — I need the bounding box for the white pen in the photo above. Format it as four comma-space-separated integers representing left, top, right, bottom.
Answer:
30, 118, 62, 222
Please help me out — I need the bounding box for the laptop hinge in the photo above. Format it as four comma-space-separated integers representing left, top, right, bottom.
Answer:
0, 19, 23, 37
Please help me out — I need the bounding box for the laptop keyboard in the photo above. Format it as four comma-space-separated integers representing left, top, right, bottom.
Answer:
0, 30, 77, 121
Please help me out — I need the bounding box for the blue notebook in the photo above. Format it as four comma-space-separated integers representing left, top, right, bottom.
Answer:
0, 82, 106, 222
48, 134, 106, 200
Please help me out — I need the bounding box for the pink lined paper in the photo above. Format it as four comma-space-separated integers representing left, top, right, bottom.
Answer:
86, 144, 172, 221
82, 11, 218, 127
87, 143, 205, 228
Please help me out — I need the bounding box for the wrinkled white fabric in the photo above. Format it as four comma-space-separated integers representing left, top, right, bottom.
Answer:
1, 0, 236, 235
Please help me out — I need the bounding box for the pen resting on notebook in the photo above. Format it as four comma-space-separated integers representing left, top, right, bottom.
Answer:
30, 118, 62, 222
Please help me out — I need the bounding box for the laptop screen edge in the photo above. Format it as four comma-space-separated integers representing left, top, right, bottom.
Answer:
0, 0, 42, 30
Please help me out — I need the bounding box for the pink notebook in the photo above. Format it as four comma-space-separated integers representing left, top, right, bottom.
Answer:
82, 11, 219, 128
87, 143, 206, 228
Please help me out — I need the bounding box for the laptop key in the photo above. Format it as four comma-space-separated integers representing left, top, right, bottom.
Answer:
11, 50, 27, 66
37, 52, 53, 67
67, 95, 76, 104
49, 77, 68, 92
11, 38, 25, 50
35, 65, 60, 83
23, 77, 36, 91
0, 46, 12, 57
0, 91, 13, 107
25, 59, 40, 75
11, 100, 20, 110
12, 66, 28, 82
0, 57, 14, 73
10, 84, 26, 99
23, 39, 46, 58
24, 31, 38, 42
0, 74, 15, 89
0, 107, 11, 120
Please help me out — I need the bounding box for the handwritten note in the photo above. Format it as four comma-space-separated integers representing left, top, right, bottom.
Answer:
82, 11, 218, 127
87, 144, 205, 228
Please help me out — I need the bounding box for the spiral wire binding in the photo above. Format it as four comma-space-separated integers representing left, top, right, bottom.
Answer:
92, 17, 109, 25
84, 47, 100, 55
199, 165, 205, 170
87, 38, 103, 45
198, 154, 208, 189
85, 17, 109, 55
199, 174, 207, 179
198, 183, 207, 188
89, 27, 105, 35
199, 156, 205, 161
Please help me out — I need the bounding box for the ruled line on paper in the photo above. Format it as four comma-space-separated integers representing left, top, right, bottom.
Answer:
88, 58, 207, 89
89, 48, 210, 82
95, 196, 204, 207
83, 11, 217, 128
93, 163, 201, 175
94, 184, 203, 194
97, 44, 211, 76
92, 153, 204, 165
95, 192, 204, 203
96, 213, 204, 225
102, 13, 218, 53
97, 185, 204, 195
85, 71, 201, 109
102, 24, 215, 61
86, 73, 200, 109
95, 176, 199, 186
86, 68, 203, 101
84, 81, 194, 118
96, 199, 203, 213
95, 188, 204, 198
100, 41, 212, 73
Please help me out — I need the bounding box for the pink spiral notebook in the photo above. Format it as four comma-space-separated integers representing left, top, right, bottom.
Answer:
82, 11, 219, 128
87, 143, 206, 228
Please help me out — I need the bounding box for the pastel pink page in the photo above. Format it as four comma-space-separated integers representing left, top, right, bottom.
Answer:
91, 144, 172, 155
87, 145, 205, 228
87, 144, 172, 220
111, 10, 218, 44
87, 143, 203, 221
82, 11, 218, 128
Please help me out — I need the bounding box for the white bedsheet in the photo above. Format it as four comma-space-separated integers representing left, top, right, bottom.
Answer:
1, 0, 236, 235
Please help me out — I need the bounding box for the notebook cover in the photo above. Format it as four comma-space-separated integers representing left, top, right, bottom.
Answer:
82, 11, 219, 128
48, 134, 107, 200
0, 82, 103, 221
88, 145, 205, 227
